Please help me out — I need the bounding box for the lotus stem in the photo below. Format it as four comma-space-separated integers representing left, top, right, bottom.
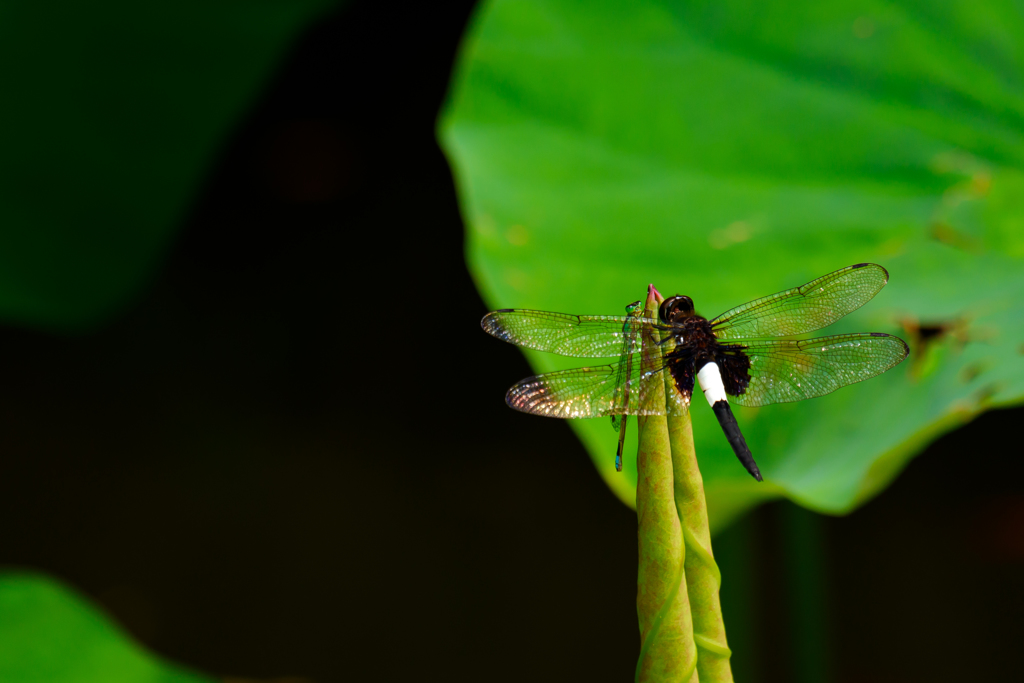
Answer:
635, 287, 698, 683
635, 285, 733, 682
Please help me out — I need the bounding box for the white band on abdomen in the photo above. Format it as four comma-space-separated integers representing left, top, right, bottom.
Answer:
696, 362, 728, 407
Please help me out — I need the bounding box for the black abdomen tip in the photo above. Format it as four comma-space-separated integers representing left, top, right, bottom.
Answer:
711, 400, 762, 481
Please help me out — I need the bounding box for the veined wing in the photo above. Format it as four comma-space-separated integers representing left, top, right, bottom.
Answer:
711, 263, 890, 340
481, 309, 663, 358
726, 333, 909, 407
506, 358, 688, 418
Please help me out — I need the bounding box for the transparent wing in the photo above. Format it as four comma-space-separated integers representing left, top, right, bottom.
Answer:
711, 263, 890, 340
481, 309, 663, 358
506, 358, 688, 418
729, 333, 909, 407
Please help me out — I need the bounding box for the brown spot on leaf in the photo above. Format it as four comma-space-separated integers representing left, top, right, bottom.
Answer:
900, 317, 971, 379
929, 221, 983, 252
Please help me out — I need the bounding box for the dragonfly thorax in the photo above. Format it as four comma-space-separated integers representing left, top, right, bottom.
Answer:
667, 316, 719, 362
657, 316, 718, 400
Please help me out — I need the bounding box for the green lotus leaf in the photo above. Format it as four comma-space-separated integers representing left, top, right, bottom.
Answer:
0, 0, 337, 330
440, 0, 1024, 530
0, 571, 212, 683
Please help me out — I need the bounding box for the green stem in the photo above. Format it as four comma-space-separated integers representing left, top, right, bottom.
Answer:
635, 288, 698, 683
636, 556, 693, 683
668, 408, 733, 682
635, 286, 735, 682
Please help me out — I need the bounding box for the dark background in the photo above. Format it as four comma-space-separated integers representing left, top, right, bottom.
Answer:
1, 3, 1021, 682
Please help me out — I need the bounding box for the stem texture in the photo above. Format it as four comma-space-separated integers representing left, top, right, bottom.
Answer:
635, 288, 698, 683
668, 405, 733, 682
635, 286, 734, 682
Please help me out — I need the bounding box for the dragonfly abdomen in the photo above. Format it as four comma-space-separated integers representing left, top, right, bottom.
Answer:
696, 362, 728, 405
696, 361, 762, 481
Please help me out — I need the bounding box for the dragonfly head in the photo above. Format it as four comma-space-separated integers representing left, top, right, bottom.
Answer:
659, 295, 695, 323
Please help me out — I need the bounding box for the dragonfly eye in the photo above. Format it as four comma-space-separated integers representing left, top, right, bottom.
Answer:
659, 295, 694, 322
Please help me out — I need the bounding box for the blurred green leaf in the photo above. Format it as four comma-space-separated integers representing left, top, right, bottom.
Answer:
440, 0, 1024, 529
0, 571, 212, 683
0, 0, 337, 329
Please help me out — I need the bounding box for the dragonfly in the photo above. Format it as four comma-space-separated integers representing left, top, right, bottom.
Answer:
480, 263, 909, 481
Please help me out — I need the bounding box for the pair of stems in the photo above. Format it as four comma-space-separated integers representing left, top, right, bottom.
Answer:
635, 287, 732, 683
